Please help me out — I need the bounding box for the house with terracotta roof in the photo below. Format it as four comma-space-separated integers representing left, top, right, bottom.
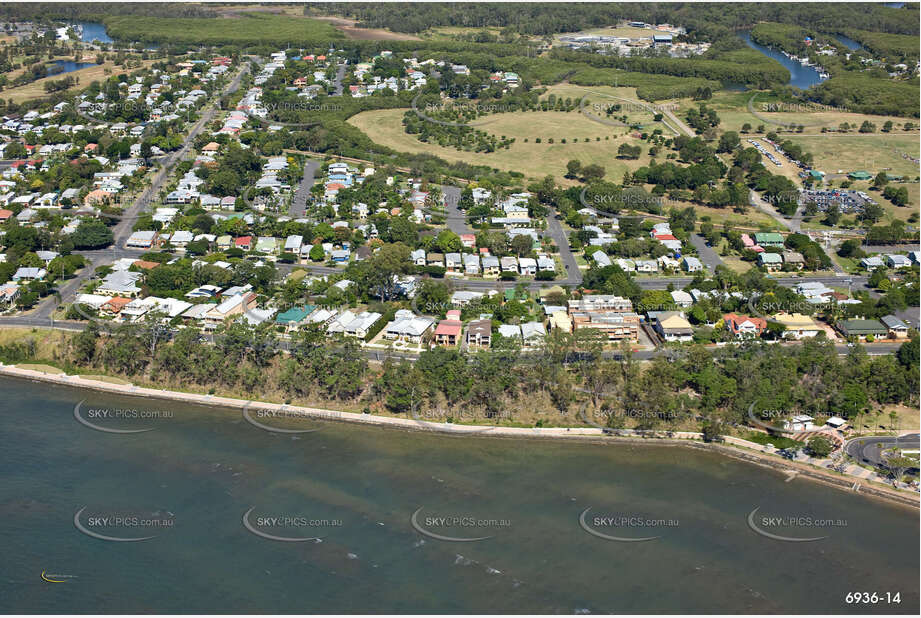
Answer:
723, 313, 767, 339
234, 236, 253, 251
433, 310, 463, 346
101, 296, 132, 314
84, 188, 115, 205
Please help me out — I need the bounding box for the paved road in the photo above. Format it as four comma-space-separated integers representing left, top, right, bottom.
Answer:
289, 159, 321, 217
688, 233, 724, 272
750, 189, 799, 233
845, 434, 920, 467
546, 211, 582, 286
440, 185, 472, 235
331, 62, 347, 97
861, 244, 920, 253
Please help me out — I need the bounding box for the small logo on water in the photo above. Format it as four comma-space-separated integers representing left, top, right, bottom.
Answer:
41, 571, 77, 584
73, 400, 163, 434
241, 402, 322, 434
241, 506, 329, 542
73, 506, 173, 542
578, 507, 675, 542
410, 507, 509, 542
746, 507, 841, 542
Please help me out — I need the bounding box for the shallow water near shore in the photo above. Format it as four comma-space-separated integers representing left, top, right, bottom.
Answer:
0, 376, 917, 613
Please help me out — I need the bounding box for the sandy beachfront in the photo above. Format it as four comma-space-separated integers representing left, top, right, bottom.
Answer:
1, 363, 917, 508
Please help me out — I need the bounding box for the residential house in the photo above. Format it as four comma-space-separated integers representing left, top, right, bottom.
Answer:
518, 257, 537, 276
670, 290, 693, 308
383, 309, 434, 344
0, 283, 21, 305
592, 250, 612, 268
203, 292, 257, 329
837, 318, 887, 340
126, 230, 158, 249
465, 319, 492, 349
886, 254, 911, 268
754, 232, 784, 248
11, 266, 46, 281
782, 251, 805, 269
758, 252, 783, 271
445, 252, 463, 274
433, 312, 463, 347
327, 310, 381, 338
880, 315, 909, 339
568, 295, 633, 313
681, 256, 703, 272
860, 256, 884, 270
654, 312, 693, 342
481, 256, 500, 277
97, 270, 142, 297
463, 253, 480, 276
500, 256, 519, 274
772, 313, 821, 339
275, 305, 316, 331
521, 321, 547, 347
724, 313, 767, 339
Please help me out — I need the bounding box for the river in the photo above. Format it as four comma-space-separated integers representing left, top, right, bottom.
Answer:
78, 21, 113, 44
833, 34, 864, 52
0, 376, 917, 613
738, 30, 827, 90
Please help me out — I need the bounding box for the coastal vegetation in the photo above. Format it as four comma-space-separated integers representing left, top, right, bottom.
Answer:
2, 320, 916, 434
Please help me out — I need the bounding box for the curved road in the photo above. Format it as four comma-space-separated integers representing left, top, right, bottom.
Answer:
845, 434, 920, 467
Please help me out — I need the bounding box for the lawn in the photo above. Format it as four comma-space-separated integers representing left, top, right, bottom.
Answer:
745, 431, 804, 450
680, 89, 916, 136
785, 134, 920, 179
348, 106, 659, 185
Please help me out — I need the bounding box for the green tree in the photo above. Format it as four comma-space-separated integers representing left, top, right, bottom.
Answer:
806, 435, 833, 458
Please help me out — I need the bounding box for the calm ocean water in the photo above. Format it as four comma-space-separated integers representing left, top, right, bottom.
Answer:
0, 376, 917, 613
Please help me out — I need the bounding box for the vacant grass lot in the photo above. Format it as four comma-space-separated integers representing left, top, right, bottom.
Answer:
349, 107, 659, 184
785, 134, 920, 179
103, 13, 345, 46
679, 90, 915, 135
2, 59, 157, 103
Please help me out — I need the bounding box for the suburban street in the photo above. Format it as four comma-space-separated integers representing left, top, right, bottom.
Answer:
289, 159, 321, 217
546, 210, 582, 285
440, 185, 473, 235
688, 233, 725, 271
